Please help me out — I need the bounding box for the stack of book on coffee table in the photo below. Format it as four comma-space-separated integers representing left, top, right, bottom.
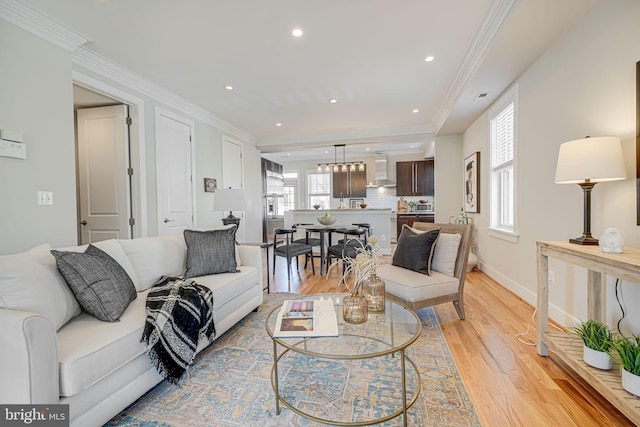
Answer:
273, 299, 339, 338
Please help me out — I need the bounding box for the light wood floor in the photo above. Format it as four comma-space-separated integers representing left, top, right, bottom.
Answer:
263, 250, 635, 426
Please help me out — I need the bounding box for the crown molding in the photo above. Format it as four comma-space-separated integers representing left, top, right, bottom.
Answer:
257, 123, 434, 149
72, 47, 256, 144
0, 0, 90, 51
433, 0, 520, 134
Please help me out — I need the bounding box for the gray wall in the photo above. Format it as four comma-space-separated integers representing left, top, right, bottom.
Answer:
0, 21, 78, 252
0, 20, 262, 255
462, 0, 640, 333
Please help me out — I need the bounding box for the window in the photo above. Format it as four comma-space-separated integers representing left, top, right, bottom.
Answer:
489, 85, 518, 240
307, 171, 330, 209
283, 171, 298, 212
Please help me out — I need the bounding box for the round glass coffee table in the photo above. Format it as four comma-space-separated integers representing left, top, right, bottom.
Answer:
265, 294, 422, 426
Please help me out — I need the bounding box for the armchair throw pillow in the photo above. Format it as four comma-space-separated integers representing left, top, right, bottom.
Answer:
392, 225, 440, 275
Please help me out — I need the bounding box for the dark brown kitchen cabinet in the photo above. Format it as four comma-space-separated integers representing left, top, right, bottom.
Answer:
396, 159, 434, 196
332, 166, 366, 198
396, 213, 435, 236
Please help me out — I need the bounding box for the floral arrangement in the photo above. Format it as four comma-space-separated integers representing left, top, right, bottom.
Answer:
332, 235, 382, 293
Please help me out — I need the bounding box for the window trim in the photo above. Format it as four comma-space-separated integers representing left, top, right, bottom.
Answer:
488, 84, 519, 242
306, 170, 331, 210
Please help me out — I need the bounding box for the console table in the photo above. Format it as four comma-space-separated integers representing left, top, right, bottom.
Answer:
536, 241, 640, 422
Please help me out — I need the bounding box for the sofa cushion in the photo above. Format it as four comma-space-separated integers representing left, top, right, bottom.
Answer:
184, 228, 239, 278
56, 266, 258, 397
378, 264, 459, 303
118, 235, 186, 291
59, 239, 141, 291
20, 243, 82, 325
392, 225, 440, 275
56, 289, 150, 397
192, 266, 259, 312
51, 245, 137, 322
0, 255, 72, 330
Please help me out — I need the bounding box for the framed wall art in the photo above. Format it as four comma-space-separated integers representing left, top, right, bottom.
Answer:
464, 152, 480, 213
204, 178, 217, 193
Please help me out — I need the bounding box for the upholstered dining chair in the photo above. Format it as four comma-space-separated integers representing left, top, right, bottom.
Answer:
273, 228, 316, 286
325, 227, 367, 275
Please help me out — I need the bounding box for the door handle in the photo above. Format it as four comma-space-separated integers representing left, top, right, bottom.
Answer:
163, 218, 175, 223
80, 220, 87, 225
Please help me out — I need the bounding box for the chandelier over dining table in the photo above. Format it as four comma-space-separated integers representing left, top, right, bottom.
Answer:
317, 144, 365, 173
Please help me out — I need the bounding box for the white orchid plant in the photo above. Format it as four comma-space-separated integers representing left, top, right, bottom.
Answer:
328, 235, 382, 293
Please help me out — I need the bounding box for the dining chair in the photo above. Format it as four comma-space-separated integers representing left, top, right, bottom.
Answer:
273, 228, 316, 286
325, 227, 367, 275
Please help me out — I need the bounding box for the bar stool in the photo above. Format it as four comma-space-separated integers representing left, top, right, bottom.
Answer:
273, 229, 316, 287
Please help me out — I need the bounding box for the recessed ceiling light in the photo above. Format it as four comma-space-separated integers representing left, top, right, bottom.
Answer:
410, 145, 415, 148
412, 109, 419, 113
325, 150, 329, 154
329, 99, 337, 104
276, 123, 282, 127
365, 148, 370, 151
424, 56, 435, 62
292, 28, 303, 37
225, 85, 233, 90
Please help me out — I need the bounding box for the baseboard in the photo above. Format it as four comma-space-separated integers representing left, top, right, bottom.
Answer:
476, 262, 578, 328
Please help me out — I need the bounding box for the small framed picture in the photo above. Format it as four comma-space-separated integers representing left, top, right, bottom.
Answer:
350, 198, 364, 209
204, 178, 217, 193
464, 152, 480, 213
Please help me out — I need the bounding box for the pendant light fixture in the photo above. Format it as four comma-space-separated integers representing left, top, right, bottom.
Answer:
317, 144, 366, 173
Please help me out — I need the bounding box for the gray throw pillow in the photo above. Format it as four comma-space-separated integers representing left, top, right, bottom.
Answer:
50, 244, 137, 322
183, 227, 239, 278
392, 225, 440, 275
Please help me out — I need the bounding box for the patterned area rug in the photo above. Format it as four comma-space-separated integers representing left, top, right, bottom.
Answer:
106, 294, 479, 426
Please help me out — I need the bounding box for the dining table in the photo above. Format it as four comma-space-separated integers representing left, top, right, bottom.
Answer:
298, 224, 357, 275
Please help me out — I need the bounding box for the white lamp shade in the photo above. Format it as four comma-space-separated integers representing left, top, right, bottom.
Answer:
555, 136, 626, 184
213, 188, 246, 212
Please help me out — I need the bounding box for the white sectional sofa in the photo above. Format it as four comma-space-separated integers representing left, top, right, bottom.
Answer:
0, 231, 263, 427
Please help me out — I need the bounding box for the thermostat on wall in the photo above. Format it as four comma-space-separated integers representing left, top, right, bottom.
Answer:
0, 139, 27, 160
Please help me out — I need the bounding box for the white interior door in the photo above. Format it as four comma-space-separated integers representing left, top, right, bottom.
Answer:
222, 138, 243, 189
156, 109, 195, 236
221, 138, 244, 240
77, 105, 131, 244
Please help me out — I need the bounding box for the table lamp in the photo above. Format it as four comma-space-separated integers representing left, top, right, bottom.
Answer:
554, 136, 626, 245
213, 188, 247, 228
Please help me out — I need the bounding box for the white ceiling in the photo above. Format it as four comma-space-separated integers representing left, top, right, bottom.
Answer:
22, 0, 595, 162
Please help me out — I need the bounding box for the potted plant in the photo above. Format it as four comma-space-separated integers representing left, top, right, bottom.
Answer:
610, 335, 640, 396
570, 320, 613, 370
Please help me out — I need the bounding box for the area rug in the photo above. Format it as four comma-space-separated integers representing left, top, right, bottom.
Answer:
106, 294, 479, 426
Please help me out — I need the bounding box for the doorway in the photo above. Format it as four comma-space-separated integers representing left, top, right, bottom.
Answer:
73, 80, 148, 244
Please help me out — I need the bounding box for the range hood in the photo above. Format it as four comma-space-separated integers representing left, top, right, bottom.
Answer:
366, 154, 396, 188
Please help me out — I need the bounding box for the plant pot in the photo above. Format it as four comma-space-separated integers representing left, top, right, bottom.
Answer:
622, 368, 640, 397
582, 345, 612, 370
343, 293, 367, 324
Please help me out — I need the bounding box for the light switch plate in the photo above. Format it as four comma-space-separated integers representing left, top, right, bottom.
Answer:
37, 191, 53, 205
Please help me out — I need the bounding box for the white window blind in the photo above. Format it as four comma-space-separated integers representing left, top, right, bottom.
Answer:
489, 87, 517, 239
493, 102, 514, 167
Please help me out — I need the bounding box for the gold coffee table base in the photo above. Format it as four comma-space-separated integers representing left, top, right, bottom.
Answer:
266, 295, 423, 427
270, 340, 421, 426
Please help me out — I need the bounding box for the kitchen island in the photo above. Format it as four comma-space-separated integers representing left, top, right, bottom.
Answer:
284, 209, 392, 254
